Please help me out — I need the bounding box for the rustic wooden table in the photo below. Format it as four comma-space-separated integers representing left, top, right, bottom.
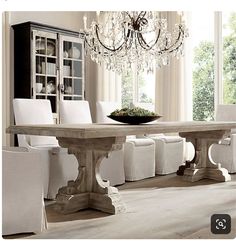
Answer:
7, 121, 236, 214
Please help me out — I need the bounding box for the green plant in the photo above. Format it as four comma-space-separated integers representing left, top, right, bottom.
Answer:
110, 107, 157, 116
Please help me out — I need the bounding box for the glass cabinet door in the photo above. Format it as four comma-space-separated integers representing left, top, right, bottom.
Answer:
59, 35, 84, 100
32, 30, 58, 117
31, 30, 84, 123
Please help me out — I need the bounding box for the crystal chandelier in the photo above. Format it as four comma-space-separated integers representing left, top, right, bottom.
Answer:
84, 11, 188, 74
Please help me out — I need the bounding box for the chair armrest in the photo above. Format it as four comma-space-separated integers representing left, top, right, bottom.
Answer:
126, 138, 154, 147
220, 138, 231, 145
2, 146, 28, 152
220, 134, 236, 146
231, 133, 236, 140
16, 138, 68, 154
148, 135, 184, 144
26, 144, 52, 152
145, 133, 165, 138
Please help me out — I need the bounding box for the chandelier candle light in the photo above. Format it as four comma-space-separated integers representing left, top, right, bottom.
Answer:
83, 11, 188, 74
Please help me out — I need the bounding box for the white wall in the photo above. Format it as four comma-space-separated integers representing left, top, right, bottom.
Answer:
2, 11, 98, 146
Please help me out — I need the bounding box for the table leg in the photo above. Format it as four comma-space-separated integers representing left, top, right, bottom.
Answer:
176, 161, 193, 176
179, 130, 231, 182
54, 136, 126, 214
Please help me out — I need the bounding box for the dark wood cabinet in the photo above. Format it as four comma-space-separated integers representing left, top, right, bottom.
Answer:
12, 21, 85, 123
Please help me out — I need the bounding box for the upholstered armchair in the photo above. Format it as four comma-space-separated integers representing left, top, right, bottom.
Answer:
210, 104, 236, 173
96, 101, 155, 181
2, 147, 47, 235
13, 98, 78, 199
59, 100, 125, 186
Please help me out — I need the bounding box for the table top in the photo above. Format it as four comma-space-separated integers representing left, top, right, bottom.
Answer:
6, 121, 236, 139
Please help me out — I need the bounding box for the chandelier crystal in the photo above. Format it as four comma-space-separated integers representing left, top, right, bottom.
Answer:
84, 11, 188, 74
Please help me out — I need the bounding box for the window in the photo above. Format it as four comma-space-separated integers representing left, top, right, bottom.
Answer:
222, 12, 236, 104
121, 69, 134, 108
121, 66, 155, 108
137, 72, 155, 104
192, 12, 215, 121
192, 11, 236, 121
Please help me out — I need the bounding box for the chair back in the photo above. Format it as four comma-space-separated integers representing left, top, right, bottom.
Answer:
216, 104, 236, 121
60, 100, 92, 124
13, 98, 58, 147
216, 104, 236, 133
96, 101, 121, 123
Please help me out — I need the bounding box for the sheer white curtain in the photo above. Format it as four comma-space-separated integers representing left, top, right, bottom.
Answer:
96, 65, 122, 102
95, 12, 122, 103
155, 12, 192, 121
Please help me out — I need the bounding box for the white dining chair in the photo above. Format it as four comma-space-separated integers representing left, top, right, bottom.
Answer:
132, 102, 185, 175
210, 104, 236, 173
96, 101, 155, 181
13, 98, 78, 199
60, 100, 125, 186
2, 147, 47, 235
59, 100, 92, 124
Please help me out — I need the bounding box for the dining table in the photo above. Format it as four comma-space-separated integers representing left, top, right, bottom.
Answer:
7, 121, 236, 215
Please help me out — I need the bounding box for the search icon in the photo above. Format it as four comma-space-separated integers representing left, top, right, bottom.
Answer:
218, 221, 224, 227
211, 214, 231, 234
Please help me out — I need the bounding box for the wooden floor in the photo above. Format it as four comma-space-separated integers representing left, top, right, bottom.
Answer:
3, 174, 236, 239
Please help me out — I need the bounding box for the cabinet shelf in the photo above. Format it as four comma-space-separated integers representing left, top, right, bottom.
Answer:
36, 93, 57, 96
63, 94, 82, 97
36, 74, 57, 78
36, 54, 57, 58
63, 57, 82, 62
63, 76, 82, 79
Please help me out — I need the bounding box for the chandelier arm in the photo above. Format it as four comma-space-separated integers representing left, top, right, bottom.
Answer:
125, 11, 133, 21
136, 11, 147, 23
137, 28, 161, 50
127, 32, 134, 50
84, 34, 97, 52
159, 27, 185, 54
88, 26, 134, 57
167, 39, 184, 54
124, 27, 131, 44
137, 11, 147, 19
158, 40, 182, 54
137, 34, 151, 49
135, 12, 147, 31
118, 31, 135, 58
167, 26, 183, 49
113, 30, 134, 58
94, 24, 126, 52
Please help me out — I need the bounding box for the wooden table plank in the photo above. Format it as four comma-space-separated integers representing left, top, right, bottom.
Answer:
6, 121, 236, 139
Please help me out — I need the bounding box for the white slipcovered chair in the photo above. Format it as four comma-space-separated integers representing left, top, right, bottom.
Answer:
210, 104, 236, 173
2, 147, 47, 235
96, 101, 155, 181
133, 102, 185, 175
59, 100, 125, 186
149, 134, 185, 174
13, 98, 78, 199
